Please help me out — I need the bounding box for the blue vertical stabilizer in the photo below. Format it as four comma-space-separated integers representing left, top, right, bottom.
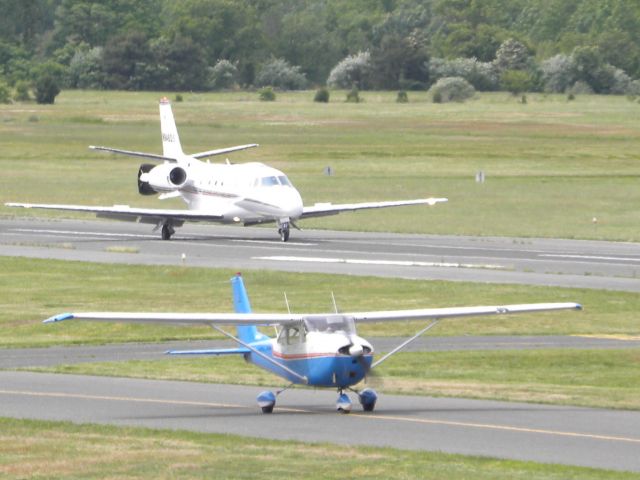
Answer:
232, 273, 268, 343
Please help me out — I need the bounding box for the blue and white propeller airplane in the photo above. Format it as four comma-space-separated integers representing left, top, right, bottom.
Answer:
6, 98, 447, 242
44, 274, 581, 413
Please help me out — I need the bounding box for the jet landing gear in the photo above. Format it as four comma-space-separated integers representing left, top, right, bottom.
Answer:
278, 222, 290, 242
161, 223, 175, 240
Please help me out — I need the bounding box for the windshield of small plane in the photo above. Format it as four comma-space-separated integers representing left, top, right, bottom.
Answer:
304, 315, 356, 334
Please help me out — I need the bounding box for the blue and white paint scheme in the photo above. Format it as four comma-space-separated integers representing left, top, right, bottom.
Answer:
44, 274, 581, 413
6, 98, 447, 242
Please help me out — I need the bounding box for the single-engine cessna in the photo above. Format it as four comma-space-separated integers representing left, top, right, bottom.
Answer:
44, 274, 581, 413
6, 98, 447, 242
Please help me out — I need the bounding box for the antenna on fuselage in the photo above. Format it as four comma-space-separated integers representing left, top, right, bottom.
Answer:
331, 292, 339, 314
283, 292, 291, 314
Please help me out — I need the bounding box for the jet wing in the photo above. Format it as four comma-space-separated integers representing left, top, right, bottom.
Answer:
89, 145, 176, 162
301, 197, 448, 219
5, 203, 224, 224
192, 144, 259, 159
44, 303, 580, 326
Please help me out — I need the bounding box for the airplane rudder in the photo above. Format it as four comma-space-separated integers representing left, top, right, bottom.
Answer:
159, 97, 183, 158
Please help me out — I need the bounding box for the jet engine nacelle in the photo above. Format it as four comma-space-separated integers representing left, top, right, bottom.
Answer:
138, 163, 188, 195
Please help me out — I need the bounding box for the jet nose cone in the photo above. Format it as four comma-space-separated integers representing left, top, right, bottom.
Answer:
279, 188, 303, 218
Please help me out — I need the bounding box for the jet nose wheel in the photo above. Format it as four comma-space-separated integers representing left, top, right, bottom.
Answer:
257, 390, 276, 414
278, 223, 290, 242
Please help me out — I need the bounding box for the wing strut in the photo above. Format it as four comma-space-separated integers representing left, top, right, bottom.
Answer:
211, 325, 308, 384
370, 320, 440, 370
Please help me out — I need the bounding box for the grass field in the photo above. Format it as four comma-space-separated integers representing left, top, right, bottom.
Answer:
3, 418, 637, 480
1, 90, 640, 240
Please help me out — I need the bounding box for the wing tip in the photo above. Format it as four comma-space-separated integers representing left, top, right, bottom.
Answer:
43, 313, 74, 324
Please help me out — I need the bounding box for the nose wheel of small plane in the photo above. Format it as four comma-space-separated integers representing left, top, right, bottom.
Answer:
278, 223, 290, 242
336, 391, 352, 413
161, 223, 175, 241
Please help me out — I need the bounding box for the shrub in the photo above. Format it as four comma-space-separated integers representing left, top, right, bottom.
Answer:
255, 58, 307, 90
13, 80, 30, 101
346, 86, 361, 103
258, 86, 276, 101
0, 79, 10, 104
541, 54, 576, 93
174, 93, 183, 102
428, 77, 475, 103
208, 59, 238, 90
500, 69, 534, 95
314, 87, 329, 103
68, 46, 105, 89
396, 90, 408, 103
428, 57, 499, 91
34, 75, 60, 104
327, 51, 372, 89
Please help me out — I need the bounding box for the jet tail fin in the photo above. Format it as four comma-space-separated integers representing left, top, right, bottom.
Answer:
159, 97, 184, 160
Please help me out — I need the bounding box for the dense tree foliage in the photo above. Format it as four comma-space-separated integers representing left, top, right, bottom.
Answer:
1, 0, 640, 94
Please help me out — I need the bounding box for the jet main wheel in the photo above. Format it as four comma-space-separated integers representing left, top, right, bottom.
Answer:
161, 224, 174, 240
279, 223, 290, 242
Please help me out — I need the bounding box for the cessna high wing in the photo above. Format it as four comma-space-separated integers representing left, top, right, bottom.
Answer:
6, 98, 447, 242
44, 274, 581, 413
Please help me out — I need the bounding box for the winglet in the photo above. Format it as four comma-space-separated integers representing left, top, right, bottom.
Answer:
43, 313, 74, 324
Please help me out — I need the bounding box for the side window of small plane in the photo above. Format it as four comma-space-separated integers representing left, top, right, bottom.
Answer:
260, 176, 279, 187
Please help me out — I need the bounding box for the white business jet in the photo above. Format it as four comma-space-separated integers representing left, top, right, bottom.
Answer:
6, 98, 447, 241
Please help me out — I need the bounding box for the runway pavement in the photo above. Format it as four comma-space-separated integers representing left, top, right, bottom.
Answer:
2, 217, 640, 291
1, 371, 639, 472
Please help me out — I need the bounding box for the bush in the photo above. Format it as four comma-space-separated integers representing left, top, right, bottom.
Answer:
500, 69, 534, 95
34, 75, 60, 104
258, 86, 276, 101
428, 77, 475, 103
429, 57, 499, 91
314, 87, 329, 103
255, 58, 307, 90
13, 80, 30, 101
208, 59, 238, 90
396, 90, 408, 103
346, 86, 361, 103
327, 51, 372, 89
0, 79, 11, 104
541, 54, 576, 93
68, 46, 105, 89
174, 93, 183, 102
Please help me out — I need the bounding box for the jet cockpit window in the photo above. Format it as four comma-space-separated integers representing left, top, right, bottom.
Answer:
277, 175, 292, 187
304, 315, 356, 335
260, 176, 280, 187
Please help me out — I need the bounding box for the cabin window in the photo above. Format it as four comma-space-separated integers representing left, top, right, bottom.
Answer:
304, 315, 356, 335
277, 325, 305, 345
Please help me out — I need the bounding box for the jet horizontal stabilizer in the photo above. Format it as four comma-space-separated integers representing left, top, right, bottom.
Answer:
90, 145, 176, 162
191, 143, 259, 159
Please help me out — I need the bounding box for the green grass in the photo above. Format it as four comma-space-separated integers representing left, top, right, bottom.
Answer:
29, 348, 640, 410
1, 418, 637, 479
1, 256, 632, 348
2, 90, 640, 240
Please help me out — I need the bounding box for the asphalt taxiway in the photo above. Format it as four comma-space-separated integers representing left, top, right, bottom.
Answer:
2, 217, 640, 291
1, 371, 639, 472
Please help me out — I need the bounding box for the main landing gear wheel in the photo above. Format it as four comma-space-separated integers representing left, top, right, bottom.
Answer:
278, 223, 290, 242
161, 224, 175, 241
257, 390, 276, 414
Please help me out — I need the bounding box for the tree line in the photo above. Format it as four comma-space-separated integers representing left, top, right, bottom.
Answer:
1, 0, 640, 102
